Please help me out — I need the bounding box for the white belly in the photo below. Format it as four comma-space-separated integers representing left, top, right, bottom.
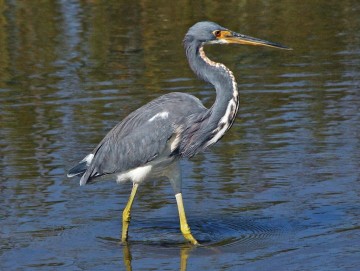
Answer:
116, 165, 153, 184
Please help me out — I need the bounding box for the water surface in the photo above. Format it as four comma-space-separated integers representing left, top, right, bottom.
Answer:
1, 1, 359, 270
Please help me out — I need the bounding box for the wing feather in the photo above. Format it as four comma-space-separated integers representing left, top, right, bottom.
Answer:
78, 92, 206, 185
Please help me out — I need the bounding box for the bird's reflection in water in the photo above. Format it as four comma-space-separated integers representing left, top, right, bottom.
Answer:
179, 245, 192, 271
122, 242, 193, 271
122, 242, 132, 271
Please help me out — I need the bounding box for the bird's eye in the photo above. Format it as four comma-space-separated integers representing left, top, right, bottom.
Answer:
213, 30, 221, 38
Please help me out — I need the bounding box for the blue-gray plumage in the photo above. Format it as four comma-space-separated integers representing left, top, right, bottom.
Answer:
67, 21, 290, 244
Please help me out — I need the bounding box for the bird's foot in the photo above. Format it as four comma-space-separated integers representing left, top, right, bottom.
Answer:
181, 224, 199, 245
121, 218, 131, 243
183, 233, 199, 245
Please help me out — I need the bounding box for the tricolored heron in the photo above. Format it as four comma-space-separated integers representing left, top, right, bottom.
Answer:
67, 21, 290, 245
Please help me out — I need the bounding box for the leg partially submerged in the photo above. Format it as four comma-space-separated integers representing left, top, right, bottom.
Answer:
167, 161, 199, 245
122, 183, 139, 242
175, 193, 199, 245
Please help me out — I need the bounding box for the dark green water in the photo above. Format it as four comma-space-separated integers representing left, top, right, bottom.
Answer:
1, 1, 359, 270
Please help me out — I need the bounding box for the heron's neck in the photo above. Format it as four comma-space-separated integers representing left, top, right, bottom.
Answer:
188, 44, 240, 146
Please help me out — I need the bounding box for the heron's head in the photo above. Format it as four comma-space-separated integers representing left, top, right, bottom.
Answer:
185, 21, 291, 50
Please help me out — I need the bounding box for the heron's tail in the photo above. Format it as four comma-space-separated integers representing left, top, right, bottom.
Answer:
67, 161, 87, 178
67, 153, 94, 178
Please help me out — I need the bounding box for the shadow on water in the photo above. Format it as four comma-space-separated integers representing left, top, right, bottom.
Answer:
99, 215, 296, 271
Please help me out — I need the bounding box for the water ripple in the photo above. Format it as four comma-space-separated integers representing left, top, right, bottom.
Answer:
97, 216, 296, 251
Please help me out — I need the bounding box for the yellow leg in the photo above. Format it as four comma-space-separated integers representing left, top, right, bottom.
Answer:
175, 193, 199, 245
122, 183, 139, 243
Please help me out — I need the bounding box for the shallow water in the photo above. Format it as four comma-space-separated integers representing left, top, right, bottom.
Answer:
1, 1, 360, 270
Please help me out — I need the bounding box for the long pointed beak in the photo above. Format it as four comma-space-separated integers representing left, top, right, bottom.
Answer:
220, 30, 291, 50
